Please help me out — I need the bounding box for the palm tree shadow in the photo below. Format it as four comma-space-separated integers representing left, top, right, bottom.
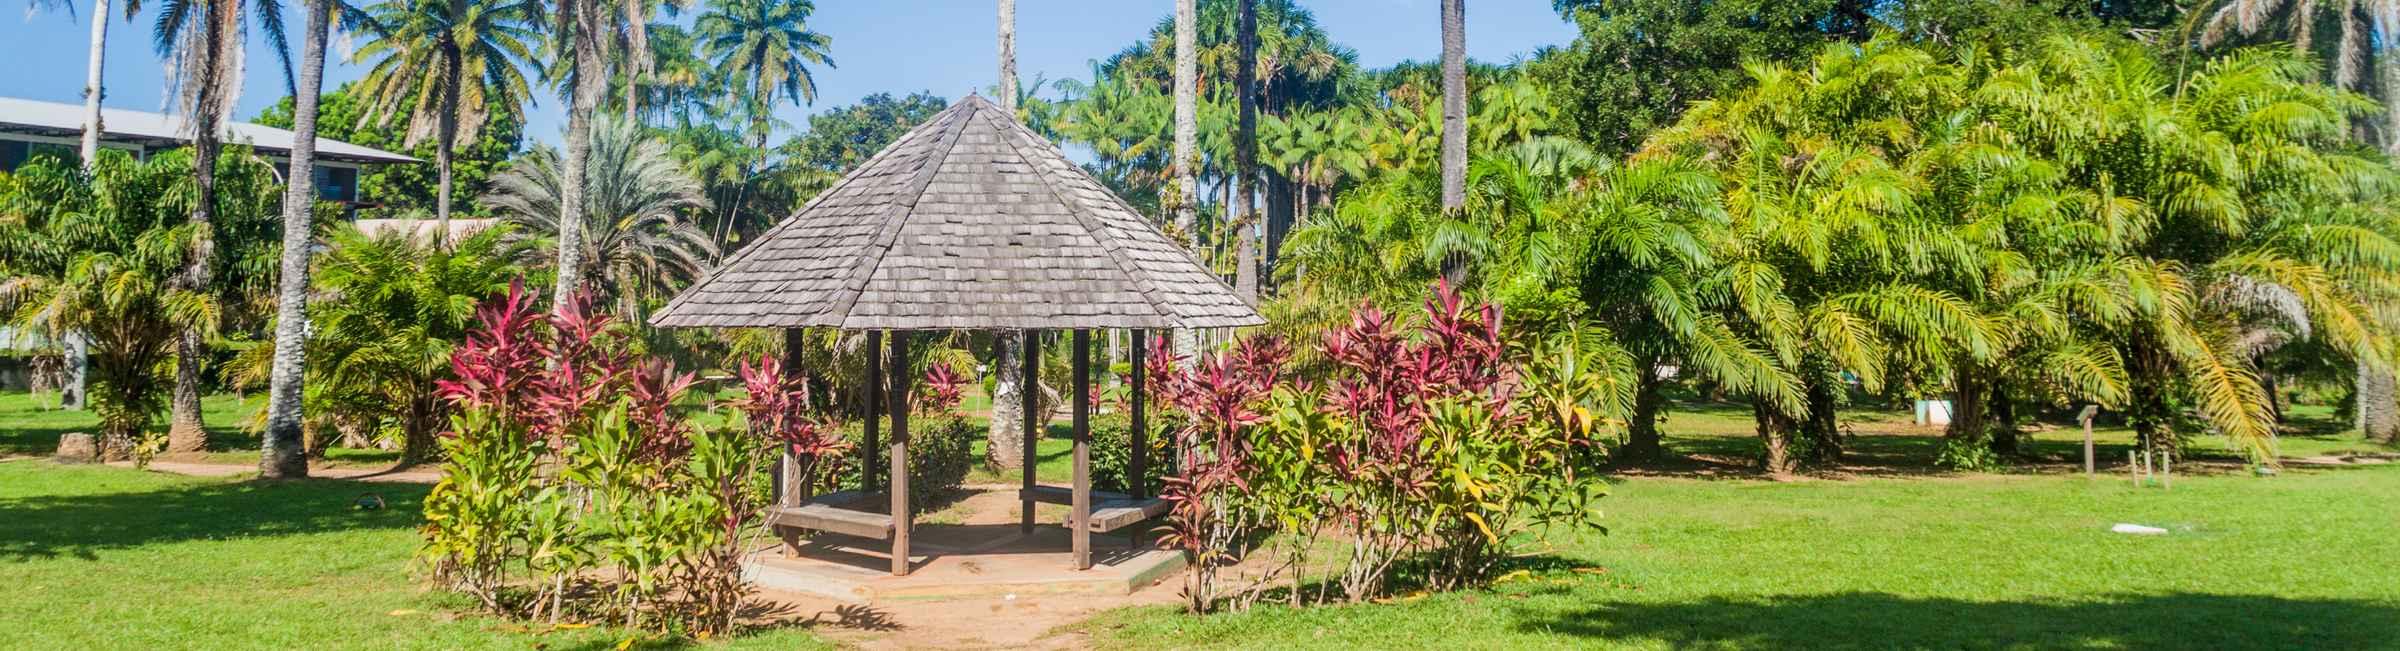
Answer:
0, 472, 429, 561
1518, 592, 2400, 649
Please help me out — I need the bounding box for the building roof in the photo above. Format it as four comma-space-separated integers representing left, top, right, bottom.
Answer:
653, 95, 1263, 331
353, 217, 496, 242
0, 96, 419, 165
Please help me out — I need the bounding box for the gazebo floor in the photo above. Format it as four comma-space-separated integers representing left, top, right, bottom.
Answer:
745, 488, 1185, 602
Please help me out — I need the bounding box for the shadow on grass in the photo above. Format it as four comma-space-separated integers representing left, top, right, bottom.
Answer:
1520, 592, 2400, 649
0, 473, 429, 561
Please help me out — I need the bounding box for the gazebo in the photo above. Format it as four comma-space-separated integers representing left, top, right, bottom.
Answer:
652, 94, 1262, 577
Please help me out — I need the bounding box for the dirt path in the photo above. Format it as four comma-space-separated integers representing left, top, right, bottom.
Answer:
757, 583, 1176, 650
105, 459, 440, 483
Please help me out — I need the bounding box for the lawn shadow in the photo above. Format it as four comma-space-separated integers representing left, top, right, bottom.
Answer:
1518, 591, 2400, 649
0, 471, 429, 561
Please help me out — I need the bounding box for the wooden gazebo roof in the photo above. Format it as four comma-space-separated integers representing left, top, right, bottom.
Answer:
652, 94, 1262, 331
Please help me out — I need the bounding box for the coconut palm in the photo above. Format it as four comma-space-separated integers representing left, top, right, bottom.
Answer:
260, 0, 338, 478
487, 115, 715, 319
25, 0, 135, 169
985, 0, 1028, 469
1233, 0, 1258, 299
350, 0, 543, 241
154, 0, 289, 451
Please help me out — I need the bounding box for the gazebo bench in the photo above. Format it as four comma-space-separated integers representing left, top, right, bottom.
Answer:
1019, 485, 1170, 533
768, 490, 894, 540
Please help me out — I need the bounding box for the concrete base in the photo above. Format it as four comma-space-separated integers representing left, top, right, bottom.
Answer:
745, 524, 1185, 602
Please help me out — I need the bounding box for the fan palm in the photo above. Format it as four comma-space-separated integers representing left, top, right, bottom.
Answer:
351, 0, 543, 239
486, 115, 715, 320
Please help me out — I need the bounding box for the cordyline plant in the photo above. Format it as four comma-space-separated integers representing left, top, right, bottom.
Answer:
1149, 333, 1288, 613
1147, 282, 1611, 612
420, 282, 819, 638
735, 356, 851, 501
920, 361, 967, 414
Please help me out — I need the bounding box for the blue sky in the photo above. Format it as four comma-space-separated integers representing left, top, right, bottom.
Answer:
0, 1, 1577, 146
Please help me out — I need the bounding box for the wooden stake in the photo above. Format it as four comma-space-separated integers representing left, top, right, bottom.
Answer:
2078, 405, 2097, 477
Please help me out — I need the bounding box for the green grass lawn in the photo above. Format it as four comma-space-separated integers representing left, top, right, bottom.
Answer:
1083, 463, 2400, 649
0, 462, 829, 650
5, 390, 2395, 649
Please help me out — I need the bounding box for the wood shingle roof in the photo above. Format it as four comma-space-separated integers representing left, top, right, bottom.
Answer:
652, 95, 1263, 331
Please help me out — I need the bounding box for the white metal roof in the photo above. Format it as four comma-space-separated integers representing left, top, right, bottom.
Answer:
0, 96, 419, 165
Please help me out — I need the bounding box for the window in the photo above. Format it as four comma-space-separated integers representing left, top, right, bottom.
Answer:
313, 165, 358, 202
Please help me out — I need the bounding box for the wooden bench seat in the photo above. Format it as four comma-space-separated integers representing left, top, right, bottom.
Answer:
1019, 485, 1167, 533
768, 490, 893, 540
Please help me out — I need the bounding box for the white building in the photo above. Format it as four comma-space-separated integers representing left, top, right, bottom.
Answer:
0, 96, 418, 216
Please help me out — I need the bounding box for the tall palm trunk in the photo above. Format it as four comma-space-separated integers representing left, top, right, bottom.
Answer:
1171, 0, 1199, 358
1171, 0, 1197, 244
988, 0, 1027, 468
1232, 0, 1258, 301
168, 8, 240, 455
79, 0, 109, 170
261, 0, 331, 479
555, 0, 605, 310
1623, 357, 1667, 460
1437, 0, 1468, 287
436, 41, 462, 248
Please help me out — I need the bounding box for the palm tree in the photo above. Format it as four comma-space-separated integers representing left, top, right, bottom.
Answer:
2196, 0, 2400, 442
551, 0, 603, 311
351, 0, 542, 244
153, 0, 291, 453
1173, 0, 1199, 242
235, 224, 526, 462
260, 0, 336, 478
1232, 0, 1258, 299
986, 0, 1028, 469
486, 115, 715, 319
1437, 0, 1466, 287
694, 0, 832, 251
0, 152, 191, 455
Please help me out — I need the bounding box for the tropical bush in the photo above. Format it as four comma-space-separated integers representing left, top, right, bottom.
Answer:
1149, 284, 1614, 612
418, 285, 844, 637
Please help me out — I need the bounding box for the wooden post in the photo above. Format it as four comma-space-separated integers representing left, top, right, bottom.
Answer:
1130, 329, 1149, 499
864, 330, 883, 491
779, 328, 807, 507
2128, 450, 2138, 486
889, 331, 911, 576
2162, 451, 2172, 490
1021, 329, 1042, 534
1072, 329, 1093, 570
2078, 405, 2097, 478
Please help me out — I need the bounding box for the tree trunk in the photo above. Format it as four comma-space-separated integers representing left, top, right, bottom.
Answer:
998, 0, 1017, 109
1945, 363, 1986, 442
168, 11, 238, 455
1232, 0, 1259, 301
1172, 0, 1198, 244
2127, 331, 2176, 453
1988, 383, 2019, 457
78, 0, 108, 171
1802, 378, 1842, 464
260, 0, 331, 479
2358, 365, 2399, 444
1754, 400, 1797, 476
1264, 171, 1293, 289
436, 42, 462, 248
2383, 51, 2400, 157
986, 0, 1028, 469
1171, 0, 1201, 361
1436, 0, 1468, 287
1622, 358, 1667, 461
555, 0, 606, 311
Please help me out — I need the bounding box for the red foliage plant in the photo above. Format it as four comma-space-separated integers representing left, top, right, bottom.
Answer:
436, 281, 552, 426
921, 361, 966, 414
734, 356, 851, 475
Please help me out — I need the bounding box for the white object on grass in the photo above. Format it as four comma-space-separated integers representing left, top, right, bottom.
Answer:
2111, 523, 2168, 535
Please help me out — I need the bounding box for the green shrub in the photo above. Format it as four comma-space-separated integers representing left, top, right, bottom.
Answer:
907, 415, 975, 510
1090, 414, 1170, 495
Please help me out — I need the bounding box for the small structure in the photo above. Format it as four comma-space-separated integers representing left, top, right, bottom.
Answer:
0, 96, 418, 214
654, 95, 1261, 579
